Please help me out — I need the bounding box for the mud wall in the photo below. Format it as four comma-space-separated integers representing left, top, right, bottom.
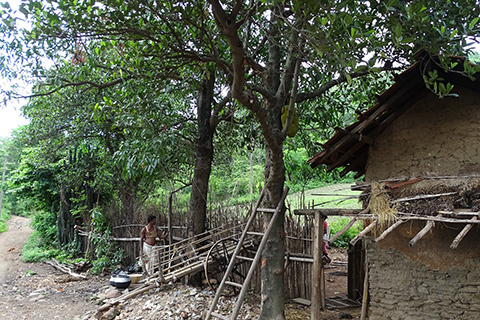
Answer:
366, 221, 480, 320
365, 86, 480, 181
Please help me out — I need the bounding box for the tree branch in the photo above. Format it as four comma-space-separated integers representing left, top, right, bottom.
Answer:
296, 65, 401, 103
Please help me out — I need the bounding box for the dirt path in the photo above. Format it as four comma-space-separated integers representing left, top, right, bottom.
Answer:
0, 216, 105, 320
0, 216, 32, 283
0, 216, 360, 320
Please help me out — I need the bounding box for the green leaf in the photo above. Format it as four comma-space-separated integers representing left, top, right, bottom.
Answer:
345, 73, 352, 85
469, 17, 479, 30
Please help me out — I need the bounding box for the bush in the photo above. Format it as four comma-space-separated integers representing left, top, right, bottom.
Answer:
22, 230, 59, 262
328, 217, 363, 248
0, 212, 10, 233
90, 229, 125, 274
31, 211, 57, 246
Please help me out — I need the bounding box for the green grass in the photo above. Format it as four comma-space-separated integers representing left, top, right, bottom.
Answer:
22, 230, 60, 262
287, 182, 364, 248
0, 211, 11, 233
287, 182, 362, 211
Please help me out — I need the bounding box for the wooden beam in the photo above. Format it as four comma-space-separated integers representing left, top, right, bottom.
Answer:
329, 217, 358, 244
450, 215, 478, 249
350, 221, 377, 245
294, 208, 365, 216
312, 212, 326, 318
397, 213, 480, 224
394, 192, 457, 202
408, 214, 441, 247
374, 219, 406, 242
360, 255, 369, 320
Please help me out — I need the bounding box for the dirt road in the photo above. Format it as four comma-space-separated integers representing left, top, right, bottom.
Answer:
0, 216, 360, 320
0, 216, 32, 284
0, 216, 104, 320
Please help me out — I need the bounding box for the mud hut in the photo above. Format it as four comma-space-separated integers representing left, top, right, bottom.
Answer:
308, 51, 480, 319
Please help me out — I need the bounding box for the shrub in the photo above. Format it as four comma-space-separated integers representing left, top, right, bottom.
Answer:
22, 230, 59, 262
90, 230, 125, 274
328, 217, 363, 248
0, 213, 9, 233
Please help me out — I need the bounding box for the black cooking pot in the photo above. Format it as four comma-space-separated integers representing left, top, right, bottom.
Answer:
109, 273, 131, 289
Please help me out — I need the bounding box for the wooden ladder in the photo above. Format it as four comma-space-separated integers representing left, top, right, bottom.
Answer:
205, 187, 289, 320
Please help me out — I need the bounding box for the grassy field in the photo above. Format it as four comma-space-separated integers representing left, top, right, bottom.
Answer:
286, 182, 364, 247
287, 182, 362, 211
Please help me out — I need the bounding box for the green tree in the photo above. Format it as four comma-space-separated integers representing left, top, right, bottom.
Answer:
2, 0, 480, 318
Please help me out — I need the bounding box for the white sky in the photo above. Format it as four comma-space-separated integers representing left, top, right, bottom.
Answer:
0, 102, 29, 138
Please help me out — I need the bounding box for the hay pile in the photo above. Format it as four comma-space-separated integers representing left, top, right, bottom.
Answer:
367, 182, 398, 229
361, 177, 480, 221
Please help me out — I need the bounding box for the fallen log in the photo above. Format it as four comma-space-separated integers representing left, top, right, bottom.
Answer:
45, 259, 86, 280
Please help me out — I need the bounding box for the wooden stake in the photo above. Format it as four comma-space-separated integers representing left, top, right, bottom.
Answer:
450, 215, 478, 249
350, 221, 377, 246
360, 255, 369, 320
311, 212, 325, 320
375, 219, 406, 242
408, 214, 441, 247
329, 217, 358, 244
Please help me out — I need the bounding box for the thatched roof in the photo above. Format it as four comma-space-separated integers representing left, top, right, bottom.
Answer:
308, 51, 480, 179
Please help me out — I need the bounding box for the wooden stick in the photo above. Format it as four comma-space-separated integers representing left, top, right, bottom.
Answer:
408, 214, 441, 247
328, 217, 358, 244
394, 192, 457, 202
450, 215, 478, 249
360, 255, 369, 320
45, 259, 86, 279
350, 221, 377, 245
397, 213, 480, 224
311, 212, 325, 319
438, 210, 478, 216
374, 219, 407, 242
98, 283, 156, 312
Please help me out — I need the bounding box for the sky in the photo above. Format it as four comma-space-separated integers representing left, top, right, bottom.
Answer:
0, 102, 29, 138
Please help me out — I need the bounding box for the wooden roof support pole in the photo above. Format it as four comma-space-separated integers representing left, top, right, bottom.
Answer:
450, 215, 478, 249
329, 217, 358, 244
350, 220, 377, 246
312, 212, 326, 319
408, 214, 441, 247
374, 219, 407, 242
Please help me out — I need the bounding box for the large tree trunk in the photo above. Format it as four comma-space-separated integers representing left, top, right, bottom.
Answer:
57, 186, 74, 245
259, 104, 287, 320
188, 72, 216, 237
118, 178, 140, 237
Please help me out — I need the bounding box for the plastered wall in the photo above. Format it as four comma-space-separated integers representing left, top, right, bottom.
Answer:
365, 86, 480, 181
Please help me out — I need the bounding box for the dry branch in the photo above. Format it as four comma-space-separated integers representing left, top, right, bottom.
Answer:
450, 215, 478, 249
350, 221, 377, 245
45, 259, 86, 280
394, 192, 457, 202
408, 214, 441, 247
375, 219, 407, 242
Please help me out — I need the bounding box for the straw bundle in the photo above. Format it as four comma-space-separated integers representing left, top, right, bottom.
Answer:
368, 182, 398, 229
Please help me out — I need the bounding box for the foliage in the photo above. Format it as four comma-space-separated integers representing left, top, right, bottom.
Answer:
22, 230, 59, 262
1, 1, 479, 316
89, 228, 125, 274
328, 217, 363, 248
89, 207, 125, 274
30, 210, 57, 246
0, 211, 9, 232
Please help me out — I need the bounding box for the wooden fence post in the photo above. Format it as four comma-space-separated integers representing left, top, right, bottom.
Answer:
311, 211, 325, 318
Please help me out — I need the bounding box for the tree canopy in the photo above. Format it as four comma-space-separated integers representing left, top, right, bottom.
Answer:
1, 0, 479, 318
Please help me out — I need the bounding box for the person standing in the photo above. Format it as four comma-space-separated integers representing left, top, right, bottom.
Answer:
140, 215, 168, 275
